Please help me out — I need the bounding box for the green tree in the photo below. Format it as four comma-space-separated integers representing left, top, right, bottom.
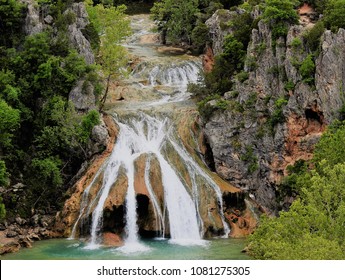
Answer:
249, 121, 345, 259
0, 0, 25, 47
151, 0, 200, 45
323, 0, 345, 32
0, 195, 6, 221
86, 2, 131, 109
263, 0, 299, 39
0, 99, 20, 148
299, 54, 315, 84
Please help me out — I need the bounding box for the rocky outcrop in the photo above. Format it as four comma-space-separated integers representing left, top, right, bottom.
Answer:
0, 214, 59, 255
54, 114, 118, 237
21, 0, 44, 35
206, 9, 244, 56
68, 79, 97, 111
66, 2, 95, 65
203, 12, 345, 213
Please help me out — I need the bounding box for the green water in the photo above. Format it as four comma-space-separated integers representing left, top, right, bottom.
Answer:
1, 238, 250, 260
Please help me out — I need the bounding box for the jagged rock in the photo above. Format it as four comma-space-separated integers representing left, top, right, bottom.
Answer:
206, 9, 244, 56
40, 215, 54, 228
31, 214, 39, 226
203, 16, 345, 213
69, 79, 96, 111
12, 183, 25, 192
66, 2, 95, 65
0, 241, 20, 255
22, 0, 44, 35
91, 125, 109, 147
315, 28, 345, 120
6, 231, 18, 238
15, 217, 26, 226
44, 15, 53, 24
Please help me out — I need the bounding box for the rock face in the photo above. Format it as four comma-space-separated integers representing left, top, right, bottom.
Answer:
69, 79, 96, 111
21, 0, 44, 35
206, 9, 244, 56
203, 11, 345, 213
66, 2, 95, 65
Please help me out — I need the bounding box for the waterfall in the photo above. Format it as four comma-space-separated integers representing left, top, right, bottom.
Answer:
69, 14, 234, 253
144, 155, 165, 238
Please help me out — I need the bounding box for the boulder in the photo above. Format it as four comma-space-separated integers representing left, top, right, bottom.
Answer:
69, 79, 96, 111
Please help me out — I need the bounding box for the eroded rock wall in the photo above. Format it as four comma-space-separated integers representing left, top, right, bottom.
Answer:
204, 12, 345, 213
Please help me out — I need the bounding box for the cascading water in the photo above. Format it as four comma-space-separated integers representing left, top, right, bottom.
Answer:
70, 14, 235, 253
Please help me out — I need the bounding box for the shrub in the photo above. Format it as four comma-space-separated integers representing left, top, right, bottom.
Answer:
263, 0, 299, 39
191, 22, 210, 54
236, 71, 249, 82
323, 0, 345, 32
303, 21, 325, 53
299, 54, 315, 85
240, 145, 259, 174
269, 96, 288, 129
284, 80, 295, 91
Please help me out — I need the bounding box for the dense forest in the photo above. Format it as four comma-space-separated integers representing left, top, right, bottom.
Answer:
1, 0, 345, 259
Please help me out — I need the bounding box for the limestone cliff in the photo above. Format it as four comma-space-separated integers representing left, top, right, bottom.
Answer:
203, 11, 345, 213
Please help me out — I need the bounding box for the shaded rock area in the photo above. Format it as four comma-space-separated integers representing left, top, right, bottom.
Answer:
203, 10, 345, 214
0, 214, 59, 255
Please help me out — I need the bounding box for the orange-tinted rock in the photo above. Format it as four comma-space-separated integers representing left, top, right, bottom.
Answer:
55, 114, 118, 237
202, 46, 215, 73
102, 232, 123, 247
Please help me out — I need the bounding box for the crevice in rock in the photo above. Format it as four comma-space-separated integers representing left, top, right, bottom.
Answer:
102, 205, 125, 235
305, 108, 324, 125
203, 135, 216, 172
223, 192, 246, 212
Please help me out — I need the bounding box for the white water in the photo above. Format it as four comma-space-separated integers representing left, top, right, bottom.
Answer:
144, 155, 165, 237
71, 14, 231, 252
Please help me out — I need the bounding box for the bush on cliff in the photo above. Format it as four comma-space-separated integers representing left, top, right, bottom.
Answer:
249, 121, 345, 259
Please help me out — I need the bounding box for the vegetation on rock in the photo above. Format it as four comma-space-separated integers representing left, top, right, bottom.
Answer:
0, 0, 129, 219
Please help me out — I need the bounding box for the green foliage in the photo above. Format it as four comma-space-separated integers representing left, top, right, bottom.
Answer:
197, 95, 228, 121
290, 37, 302, 50
236, 71, 249, 82
228, 11, 253, 48
284, 80, 295, 91
263, 0, 299, 39
151, 0, 200, 45
240, 145, 258, 174
0, 0, 25, 47
249, 120, 345, 259
0, 99, 20, 148
268, 96, 288, 130
87, 3, 131, 77
323, 0, 345, 32
0, 160, 8, 187
191, 22, 210, 53
303, 21, 325, 53
205, 35, 246, 94
313, 120, 345, 168
78, 110, 101, 143
0, 196, 6, 221
299, 54, 315, 85
0, 0, 105, 215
